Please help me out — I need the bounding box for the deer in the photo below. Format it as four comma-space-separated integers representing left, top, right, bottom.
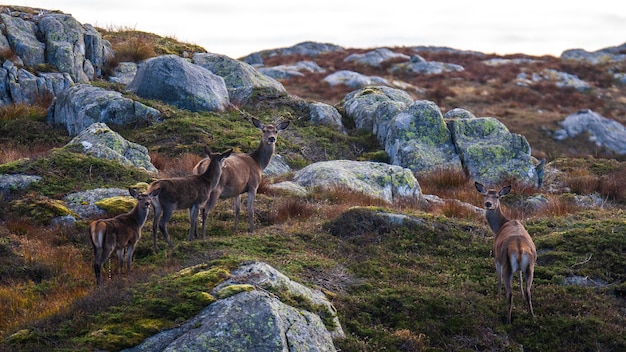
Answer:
90, 187, 160, 287
475, 182, 537, 324
148, 148, 232, 252
192, 117, 289, 235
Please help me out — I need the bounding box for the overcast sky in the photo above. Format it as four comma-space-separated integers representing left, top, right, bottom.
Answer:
6, 0, 626, 59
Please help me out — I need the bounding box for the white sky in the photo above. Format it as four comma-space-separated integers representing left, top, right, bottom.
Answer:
5, 0, 626, 59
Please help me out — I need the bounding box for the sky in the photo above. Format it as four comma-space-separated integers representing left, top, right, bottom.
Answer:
5, 0, 626, 59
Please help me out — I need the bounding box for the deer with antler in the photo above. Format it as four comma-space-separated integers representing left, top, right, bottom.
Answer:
475, 182, 537, 324
148, 148, 232, 252
192, 117, 289, 235
90, 187, 160, 287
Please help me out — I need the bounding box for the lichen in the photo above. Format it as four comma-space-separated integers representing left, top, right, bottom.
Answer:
216, 284, 256, 299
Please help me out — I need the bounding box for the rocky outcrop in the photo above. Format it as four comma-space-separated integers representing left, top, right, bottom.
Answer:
47, 84, 162, 136
448, 115, 539, 187
386, 100, 463, 173
63, 187, 129, 219
0, 60, 73, 105
516, 68, 591, 91
192, 52, 287, 106
554, 109, 626, 155
309, 102, 345, 132
258, 60, 325, 79
63, 122, 157, 173
125, 262, 341, 352
323, 70, 389, 89
127, 54, 230, 112
293, 160, 422, 203
338, 86, 413, 131
344, 48, 410, 67
561, 42, 626, 64
390, 54, 464, 75
241, 41, 344, 65
0, 174, 41, 200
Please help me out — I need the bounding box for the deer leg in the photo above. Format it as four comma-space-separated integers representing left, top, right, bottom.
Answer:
152, 204, 162, 253
126, 244, 135, 273
233, 195, 241, 233
116, 248, 124, 275
495, 261, 503, 296
188, 204, 200, 241
202, 192, 220, 239
503, 265, 514, 324
525, 266, 536, 319
158, 208, 175, 248
247, 191, 255, 233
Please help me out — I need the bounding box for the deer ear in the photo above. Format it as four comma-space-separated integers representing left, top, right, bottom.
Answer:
474, 182, 486, 194
277, 120, 290, 130
129, 188, 139, 198
252, 118, 263, 129
149, 188, 161, 197
499, 185, 512, 196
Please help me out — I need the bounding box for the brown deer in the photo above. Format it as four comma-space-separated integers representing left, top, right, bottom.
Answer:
475, 182, 537, 324
192, 118, 289, 235
148, 148, 232, 252
90, 187, 160, 287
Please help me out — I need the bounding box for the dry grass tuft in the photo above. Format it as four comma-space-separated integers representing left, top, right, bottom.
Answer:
269, 198, 316, 224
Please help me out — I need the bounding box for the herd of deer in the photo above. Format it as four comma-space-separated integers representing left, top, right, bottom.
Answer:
88, 117, 537, 324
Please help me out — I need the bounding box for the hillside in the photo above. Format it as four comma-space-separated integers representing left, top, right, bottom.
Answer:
0, 11, 625, 352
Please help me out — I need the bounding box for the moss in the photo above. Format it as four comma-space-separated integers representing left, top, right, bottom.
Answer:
95, 196, 136, 214
9, 195, 78, 225
216, 284, 256, 299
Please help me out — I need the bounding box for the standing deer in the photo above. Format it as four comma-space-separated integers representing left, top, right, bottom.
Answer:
148, 148, 232, 252
192, 118, 289, 235
90, 187, 160, 287
475, 182, 537, 324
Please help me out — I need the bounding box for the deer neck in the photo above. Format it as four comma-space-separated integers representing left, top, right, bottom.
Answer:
130, 205, 150, 228
249, 140, 274, 170
485, 207, 509, 235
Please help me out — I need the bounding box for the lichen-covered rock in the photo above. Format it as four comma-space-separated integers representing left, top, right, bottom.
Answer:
448, 116, 538, 186
385, 100, 463, 172
47, 84, 161, 136
124, 262, 340, 352
309, 102, 345, 132
294, 160, 421, 203
390, 54, 464, 75
339, 86, 413, 131
0, 13, 45, 67
64, 187, 128, 219
0, 60, 73, 104
0, 174, 41, 200
192, 52, 287, 106
64, 122, 158, 173
128, 54, 230, 112
516, 68, 591, 91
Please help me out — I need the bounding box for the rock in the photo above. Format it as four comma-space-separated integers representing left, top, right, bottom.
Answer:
325, 207, 428, 238
323, 70, 389, 89
339, 86, 413, 131
385, 100, 463, 173
109, 62, 138, 85
448, 116, 539, 187
64, 187, 128, 219
127, 54, 230, 112
47, 84, 162, 136
0, 174, 41, 200
258, 60, 325, 79
269, 181, 308, 197
516, 68, 591, 91
263, 154, 291, 176
390, 54, 464, 75
0, 13, 45, 67
241, 41, 344, 65
309, 102, 345, 132
192, 52, 287, 106
63, 122, 158, 173
0, 60, 73, 105
293, 160, 421, 203
124, 262, 341, 352
343, 48, 410, 67
561, 43, 626, 64
554, 109, 626, 155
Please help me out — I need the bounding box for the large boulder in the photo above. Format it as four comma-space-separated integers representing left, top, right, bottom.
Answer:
241, 41, 344, 65
47, 84, 162, 136
293, 160, 421, 203
554, 109, 626, 155
448, 116, 539, 186
339, 86, 413, 131
343, 48, 410, 67
192, 52, 287, 106
124, 262, 340, 352
323, 70, 389, 89
385, 100, 463, 173
390, 54, 464, 75
63, 122, 157, 173
127, 54, 230, 112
